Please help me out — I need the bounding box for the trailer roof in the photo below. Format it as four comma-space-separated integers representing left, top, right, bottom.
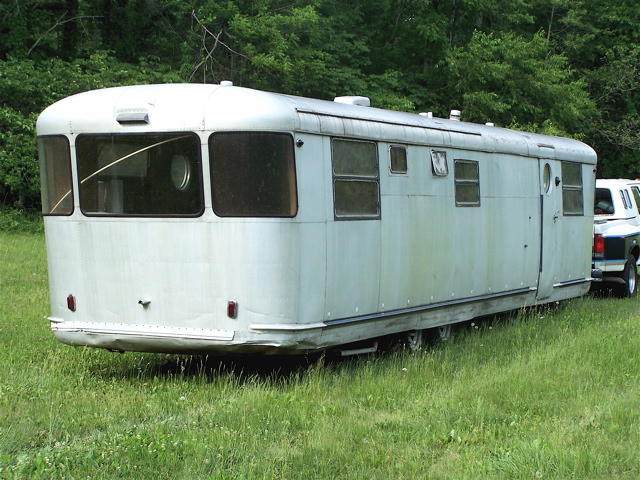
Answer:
37, 83, 597, 164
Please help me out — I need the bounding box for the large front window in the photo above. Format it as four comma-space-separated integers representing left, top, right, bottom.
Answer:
76, 133, 203, 216
209, 132, 297, 217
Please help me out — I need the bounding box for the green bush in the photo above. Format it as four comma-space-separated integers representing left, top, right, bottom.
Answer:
0, 207, 43, 233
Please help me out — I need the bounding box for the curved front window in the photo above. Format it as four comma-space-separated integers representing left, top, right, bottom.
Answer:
38, 136, 73, 215
76, 133, 203, 216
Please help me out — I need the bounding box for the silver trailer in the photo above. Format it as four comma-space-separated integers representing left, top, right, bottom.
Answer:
36, 83, 597, 355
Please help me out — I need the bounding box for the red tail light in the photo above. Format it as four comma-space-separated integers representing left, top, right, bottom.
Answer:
227, 300, 238, 319
593, 234, 604, 258
67, 294, 76, 312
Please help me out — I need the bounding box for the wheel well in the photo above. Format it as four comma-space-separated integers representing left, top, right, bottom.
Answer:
631, 244, 640, 263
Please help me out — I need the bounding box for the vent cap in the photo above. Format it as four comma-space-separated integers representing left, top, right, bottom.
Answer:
334, 96, 370, 107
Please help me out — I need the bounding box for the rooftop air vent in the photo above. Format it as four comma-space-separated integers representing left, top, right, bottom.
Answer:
419, 112, 434, 118
334, 96, 370, 107
449, 110, 461, 121
116, 112, 149, 125
220, 80, 233, 86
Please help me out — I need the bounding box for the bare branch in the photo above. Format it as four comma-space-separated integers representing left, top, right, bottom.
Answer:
27, 13, 102, 56
188, 11, 248, 83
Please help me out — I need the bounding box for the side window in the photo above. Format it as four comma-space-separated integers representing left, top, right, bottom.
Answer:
38, 136, 73, 215
594, 188, 614, 214
210, 132, 297, 217
631, 186, 640, 214
561, 162, 583, 215
620, 190, 629, 209
431, 150, 448, 176
454, 159, 480, 206
389, 145, 407, 174
623, 190, 632, 210
332, 138, 380, 219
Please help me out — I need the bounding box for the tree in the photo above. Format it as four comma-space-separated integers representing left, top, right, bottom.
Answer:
0, 53, 178, 208
447, 31, 596, 136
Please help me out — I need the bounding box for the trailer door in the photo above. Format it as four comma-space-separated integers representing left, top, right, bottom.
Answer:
325, 138, 382, 321
537, 160, 561, 299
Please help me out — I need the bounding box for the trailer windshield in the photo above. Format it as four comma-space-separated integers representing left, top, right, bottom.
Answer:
76, 133, 203, 216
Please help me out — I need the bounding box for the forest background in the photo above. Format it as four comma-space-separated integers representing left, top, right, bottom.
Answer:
2, 0, 640, 212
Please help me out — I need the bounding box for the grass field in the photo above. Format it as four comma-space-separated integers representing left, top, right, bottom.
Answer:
1, 232, 639, 479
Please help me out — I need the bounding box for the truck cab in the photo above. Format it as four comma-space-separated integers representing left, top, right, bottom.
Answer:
592, 179, 640, 297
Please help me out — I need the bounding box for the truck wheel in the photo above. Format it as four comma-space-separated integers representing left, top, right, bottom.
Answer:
619, 255, 638, 298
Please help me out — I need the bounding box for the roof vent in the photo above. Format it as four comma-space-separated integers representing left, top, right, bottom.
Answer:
116, 112, 149, 125
419, 112, 434, 118
449, 110, 461, 121
334, 96, 370, 107
485, 122, 494, 127
220, 80, 233, 86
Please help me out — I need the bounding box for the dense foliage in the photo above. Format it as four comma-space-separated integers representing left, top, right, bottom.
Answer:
2, 0, 640, 209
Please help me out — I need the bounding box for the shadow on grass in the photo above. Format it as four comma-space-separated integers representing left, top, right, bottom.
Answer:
83, 301, 576, 384
87, 336, 430, 384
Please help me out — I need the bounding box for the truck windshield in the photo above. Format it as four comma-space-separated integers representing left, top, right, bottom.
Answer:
76, 133, 203, 216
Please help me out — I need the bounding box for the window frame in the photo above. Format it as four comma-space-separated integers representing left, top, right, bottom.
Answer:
631, 186, 640, 214
561, 161, 584, 216
331, 138, 381, 220
431, 150, 449, 177
209, 131, 298, 218
454, 159, 480, 207
76, 132, 204, 218
389, 145, 408, 174
38, 135, 74, 216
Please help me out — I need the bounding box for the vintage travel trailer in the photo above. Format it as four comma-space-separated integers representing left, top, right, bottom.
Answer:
37, 82, 597, 355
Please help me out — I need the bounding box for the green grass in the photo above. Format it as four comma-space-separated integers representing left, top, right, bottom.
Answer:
1, 231, 639, 479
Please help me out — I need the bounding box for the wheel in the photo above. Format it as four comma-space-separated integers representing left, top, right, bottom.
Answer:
427, 324, 452, 344
619, 255, 638, 298
404, 329, 424, 351
434, 324, 452, 342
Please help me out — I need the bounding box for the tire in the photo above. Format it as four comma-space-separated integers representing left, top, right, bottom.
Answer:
434, 324, 452, 342
429, 324, 452, 343
404, 329, 424, 351
404, 324, 453, 351
619, 255, 638, 298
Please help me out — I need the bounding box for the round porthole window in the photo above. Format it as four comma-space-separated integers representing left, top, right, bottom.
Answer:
171, 155, 191, 191
543, 163, 551, 194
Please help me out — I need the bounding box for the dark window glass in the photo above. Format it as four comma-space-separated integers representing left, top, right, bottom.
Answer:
390, 146, 407, 174
334, 180, 380, 216
209, 132, 297, 217
331, 139, 380, 219
454, 160, 480, 206
332, 139, 378, 177
38, 136, 73, 215
76, 133, 203, 216
631, 187, 640, 214
594, 188, 614, 214
561, 162, 583, 215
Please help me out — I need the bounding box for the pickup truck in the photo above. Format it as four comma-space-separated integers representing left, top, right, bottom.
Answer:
592, 179, 640, 297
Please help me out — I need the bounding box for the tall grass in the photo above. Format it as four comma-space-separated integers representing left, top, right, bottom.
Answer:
1, 232, 639, 479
